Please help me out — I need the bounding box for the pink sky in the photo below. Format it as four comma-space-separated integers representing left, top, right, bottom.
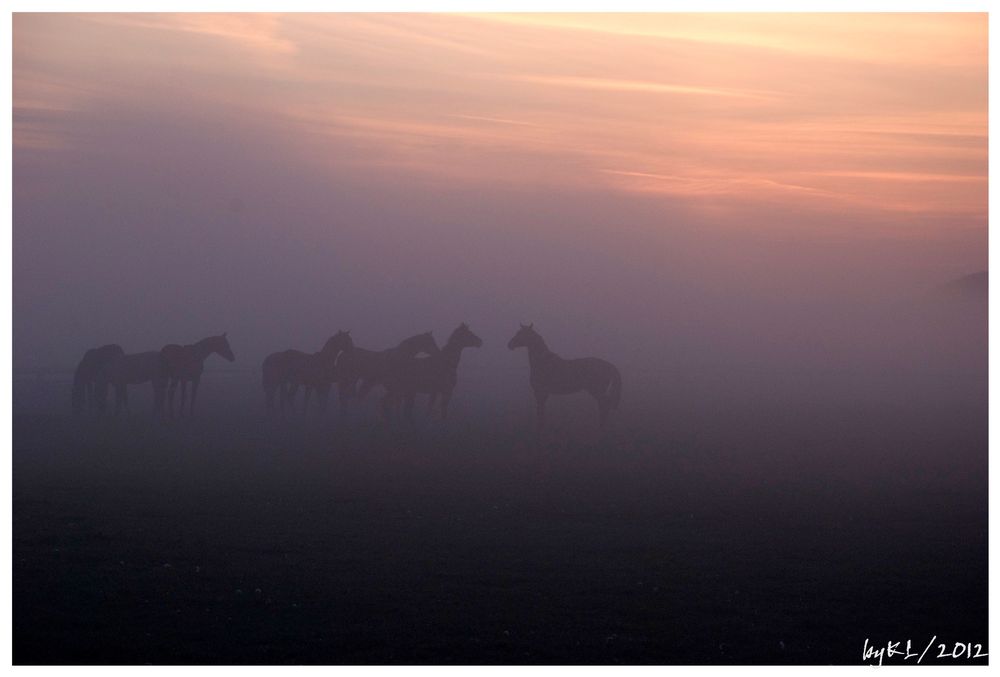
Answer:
12, 13, 988, 370
14, 13, 986, 220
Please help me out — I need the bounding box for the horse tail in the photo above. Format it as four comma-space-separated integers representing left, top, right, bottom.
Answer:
608, 365, 622, 410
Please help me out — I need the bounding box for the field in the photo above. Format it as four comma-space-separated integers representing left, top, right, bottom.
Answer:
13, 371, 988, 665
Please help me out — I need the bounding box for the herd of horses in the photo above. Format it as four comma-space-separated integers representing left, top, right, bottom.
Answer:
71, 324, 622, 431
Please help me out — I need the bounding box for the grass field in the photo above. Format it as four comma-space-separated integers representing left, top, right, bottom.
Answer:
13, 373, 988, 664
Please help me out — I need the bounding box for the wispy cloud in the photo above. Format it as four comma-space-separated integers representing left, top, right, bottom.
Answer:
82, 13, 298, 56
13, 13, 988, 221
509, 75, 775, 100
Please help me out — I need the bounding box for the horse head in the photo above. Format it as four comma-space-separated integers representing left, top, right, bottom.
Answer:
508, 323, 537, 350
322, 329, 354, 356
451, 322, 483, 349
399, 331, 439, 357
215, 332, 236, 362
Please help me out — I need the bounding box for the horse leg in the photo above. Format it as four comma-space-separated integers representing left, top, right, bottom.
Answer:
179, 380, 188, 418
426, 391, 438, 417
440, 388, 453, 421
534, 391, 548, 436
118, 385, 129, 416
190, 377, 200, 417
303, 386, 312, 415
378, 393, 391, 424
403, 392, 416, 426
94, 380, 106, 415
358, 377, 377, 402
589, 389, 610, 428
277, 382, 288, 414
153, 380, 165, 417
167, 379, 177, 418
318, 385, 330, 415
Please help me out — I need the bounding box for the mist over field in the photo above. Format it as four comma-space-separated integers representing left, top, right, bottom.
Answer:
13, 13, 987, 665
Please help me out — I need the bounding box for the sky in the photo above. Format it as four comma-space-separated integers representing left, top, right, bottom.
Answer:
12, 13, 987, 400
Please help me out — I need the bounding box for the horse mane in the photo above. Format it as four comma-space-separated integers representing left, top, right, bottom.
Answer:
444, 327, 464, 352
529, 330, 552, 355
192, 335, 219, 350
397, 333, 427, 349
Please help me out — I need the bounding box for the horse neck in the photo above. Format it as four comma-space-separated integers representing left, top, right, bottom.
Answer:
395, 339, 425, 358
191, 338, 217, 362
526, 338, 553, 370
320, 342, 345, 361
440, 340, 465, 369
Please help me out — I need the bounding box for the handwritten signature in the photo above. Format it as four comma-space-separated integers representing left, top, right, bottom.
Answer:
863, 637, 988, 665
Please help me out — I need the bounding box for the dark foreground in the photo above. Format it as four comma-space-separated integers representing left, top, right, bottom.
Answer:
13, 384, 988, 665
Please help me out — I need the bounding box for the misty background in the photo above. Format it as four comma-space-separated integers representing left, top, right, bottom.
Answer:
13, 14, 986, 414
12, 15, 987, 665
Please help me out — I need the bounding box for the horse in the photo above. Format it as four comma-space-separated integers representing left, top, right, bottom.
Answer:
261, 330, 353, 414
96, 351, 170, 415
262, 350, 303, 414
337, 332, 440, 418
71, 344, 125, 414
507, 323, 621, 433
161, 333, 236, 417
383, 323, 482, 423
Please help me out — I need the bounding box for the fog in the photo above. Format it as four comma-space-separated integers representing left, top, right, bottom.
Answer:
13, 14, 987, 664
14, 100, 985, 415
15, 14, 986, 415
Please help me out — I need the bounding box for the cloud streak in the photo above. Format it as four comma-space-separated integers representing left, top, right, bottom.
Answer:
13, 13, 987, 218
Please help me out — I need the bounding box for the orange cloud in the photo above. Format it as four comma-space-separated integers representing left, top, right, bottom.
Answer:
13, 13, 988, 221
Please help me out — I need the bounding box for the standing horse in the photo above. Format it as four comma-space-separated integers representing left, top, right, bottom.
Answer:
262, 349, 303, 414
261, 331, 353, 414
383, 323, 482, 423
508, 323, 621, 433
337, 332, 439, 418
97, 351, 170, 415
72, 344, 124, 414
161, 333, 236, 417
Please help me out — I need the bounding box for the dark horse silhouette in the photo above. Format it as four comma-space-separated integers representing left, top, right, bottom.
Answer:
508, 323, 621, 433
383, 323, 482, 423
161, 334, 236, 417
72, 344, 125, 414
97, 351, 170, 415
337, 332, 440, 417
261, 331, 354, 414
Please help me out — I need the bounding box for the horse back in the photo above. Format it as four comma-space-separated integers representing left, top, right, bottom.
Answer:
338, 347, 387, 378
532, 354, 617, 394
107, 351, 168, 385
162, 343, 202, 379
389, 355, 455, 394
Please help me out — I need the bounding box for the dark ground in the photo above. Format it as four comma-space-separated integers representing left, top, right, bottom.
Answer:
12, 372, 988, 665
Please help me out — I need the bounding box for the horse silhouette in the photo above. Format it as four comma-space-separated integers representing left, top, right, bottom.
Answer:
508, 323, 621, 433
97, 351, 170, 415
337, 332, 440, 417
72, 344, 125, 414
161, 333, 236, 417
261, 330, 353, 414
383, 323, 482, 423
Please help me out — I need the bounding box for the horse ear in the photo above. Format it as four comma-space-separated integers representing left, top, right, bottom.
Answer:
528, 323, 533, 329
223, 332, 227, 337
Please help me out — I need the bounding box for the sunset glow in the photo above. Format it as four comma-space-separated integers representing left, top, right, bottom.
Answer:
14, 13, 987, 220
